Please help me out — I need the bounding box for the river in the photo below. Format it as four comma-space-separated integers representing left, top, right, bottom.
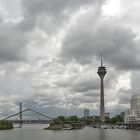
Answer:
0, 124, 140, 140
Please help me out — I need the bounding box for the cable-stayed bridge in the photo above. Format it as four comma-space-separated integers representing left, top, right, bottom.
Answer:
1, 103, 53, 128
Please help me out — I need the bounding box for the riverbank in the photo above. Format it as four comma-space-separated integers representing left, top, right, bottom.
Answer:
0, 121, 13, 130
44, 122, 85, 130
91, 123, 140, 130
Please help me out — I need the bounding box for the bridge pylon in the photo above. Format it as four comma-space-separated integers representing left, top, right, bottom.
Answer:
19, 102, 22, 128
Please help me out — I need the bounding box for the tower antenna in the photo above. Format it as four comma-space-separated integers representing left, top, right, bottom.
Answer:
101, 54, 103, 67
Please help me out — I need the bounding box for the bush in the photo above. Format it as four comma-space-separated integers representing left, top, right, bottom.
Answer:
0, 120, 13, 130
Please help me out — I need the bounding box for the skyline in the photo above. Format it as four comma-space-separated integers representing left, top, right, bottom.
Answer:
0, 0, 140, 118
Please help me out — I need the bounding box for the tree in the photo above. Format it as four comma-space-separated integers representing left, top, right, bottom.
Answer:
66, 115, 79, 122
110, 115, 124, 124
57, 116, 65, 122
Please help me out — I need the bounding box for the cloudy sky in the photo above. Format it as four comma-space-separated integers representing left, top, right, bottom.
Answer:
0, 0, 140, 119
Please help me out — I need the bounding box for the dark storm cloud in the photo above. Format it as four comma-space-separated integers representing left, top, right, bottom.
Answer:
61, 18, 140, 70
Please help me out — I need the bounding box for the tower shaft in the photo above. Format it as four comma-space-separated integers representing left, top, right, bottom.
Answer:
100, 78, 105, 122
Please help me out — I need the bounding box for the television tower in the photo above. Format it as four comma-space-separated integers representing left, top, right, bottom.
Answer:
97, 56, 107, 122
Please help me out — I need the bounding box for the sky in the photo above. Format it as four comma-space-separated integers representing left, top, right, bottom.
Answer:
0, 0, 140, 119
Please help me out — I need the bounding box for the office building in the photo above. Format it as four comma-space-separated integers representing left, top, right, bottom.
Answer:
84, 109, 90, 118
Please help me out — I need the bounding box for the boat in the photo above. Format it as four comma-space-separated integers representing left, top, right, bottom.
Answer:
91, 125, 97, 128
63, 127, 72, 130
100, 125, 107, 129
62, 124, 73, 130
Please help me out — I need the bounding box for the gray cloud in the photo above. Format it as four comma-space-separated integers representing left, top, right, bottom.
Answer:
0, 23, 28, 62
120, 0, 140, 32
118, 88, 131, 105
19, 0, 105, 35
56, 73, 99, 92
0, 0, 140, 118
61, 17, 140, 70
66, 92, 99, 106
0, 95, 19, 118
21, 0, 103, 16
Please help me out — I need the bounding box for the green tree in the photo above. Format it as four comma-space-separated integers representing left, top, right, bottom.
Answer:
0, 121, 13, 130
67, 115, 79, 122
57, 116, 65, 122
110, 115, 123, 124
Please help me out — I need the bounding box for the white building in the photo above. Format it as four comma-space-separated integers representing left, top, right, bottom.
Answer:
84, 109, 90, 118
131, 95, 140, 108
125, 95, 140, 123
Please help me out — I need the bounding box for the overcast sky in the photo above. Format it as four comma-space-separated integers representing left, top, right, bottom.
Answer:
0, 0, 140, 119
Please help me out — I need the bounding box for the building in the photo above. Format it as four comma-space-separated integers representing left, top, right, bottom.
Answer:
125, 95, 140, 123
97, 56, 107, 122
105, 112, 110, 118
120, 112, 125, 119
131, 95, 140, 108
84, 109, 90, 118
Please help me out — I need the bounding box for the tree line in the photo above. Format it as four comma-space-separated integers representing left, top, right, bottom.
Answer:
54, 115, 124, 124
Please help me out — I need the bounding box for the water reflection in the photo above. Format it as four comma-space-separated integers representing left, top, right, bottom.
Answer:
99, 129, 106, 140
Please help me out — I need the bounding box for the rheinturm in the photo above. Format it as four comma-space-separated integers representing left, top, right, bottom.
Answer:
97, 56, 107, 122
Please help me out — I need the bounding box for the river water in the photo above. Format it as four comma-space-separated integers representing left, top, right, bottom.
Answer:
0, 124, 140, 140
